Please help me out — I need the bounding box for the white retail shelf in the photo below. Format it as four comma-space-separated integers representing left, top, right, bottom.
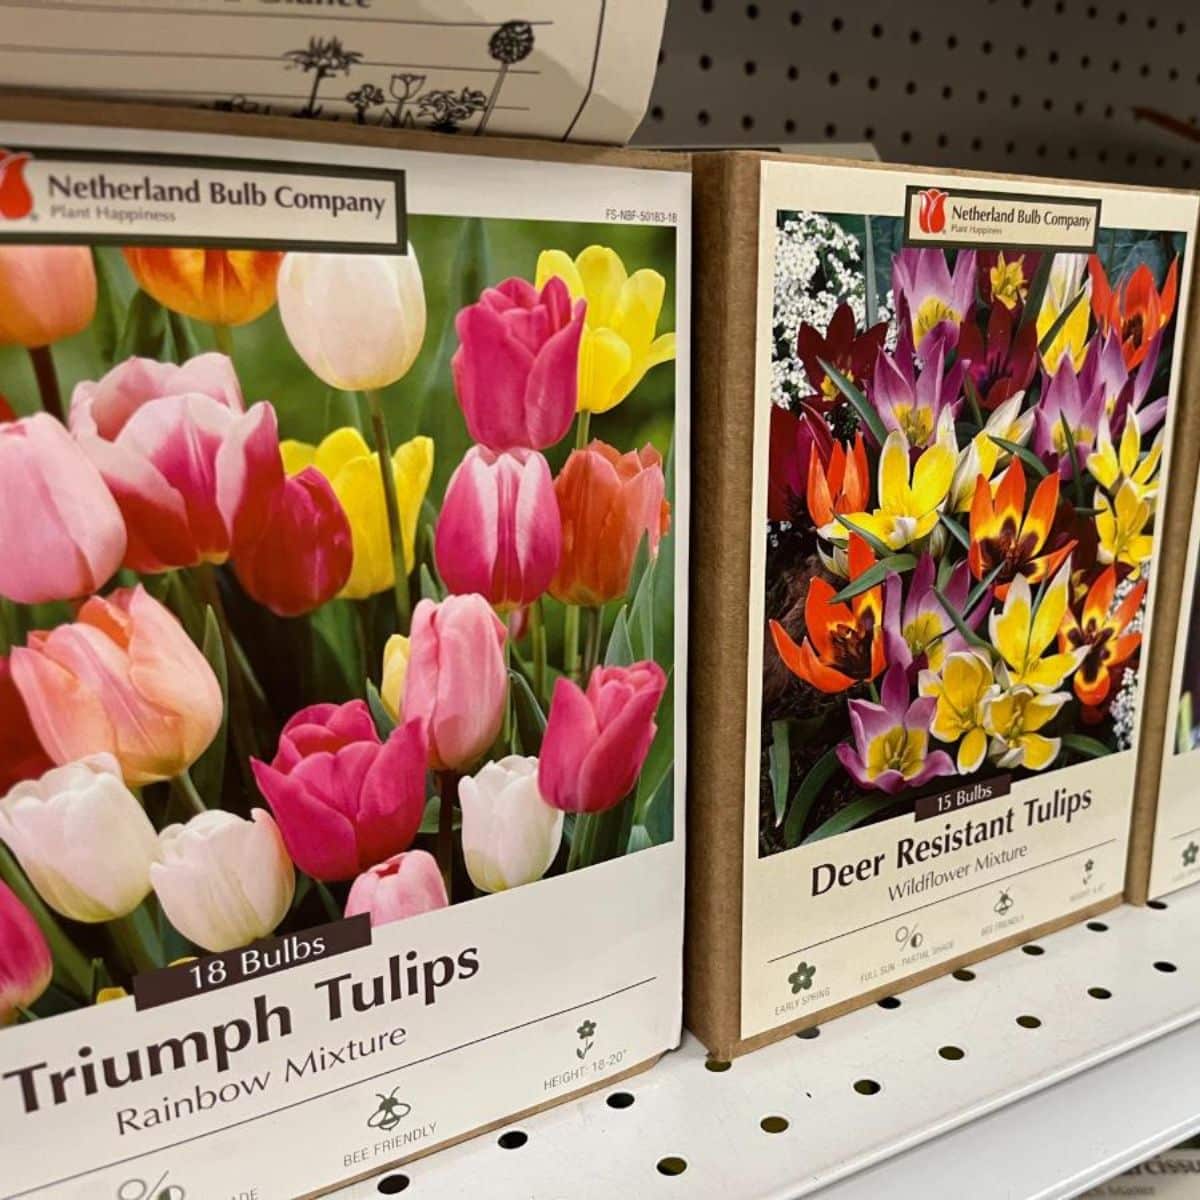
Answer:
330, 883, 1200, 1200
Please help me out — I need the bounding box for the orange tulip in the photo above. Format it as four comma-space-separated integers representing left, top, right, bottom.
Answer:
807, 433, 869, 528
1058, 565, 1145, 710
0, 246, 96, 348
122, 248, 283, 326
549, 440, 669, 607
968, 458, 1074, 597
1088, 255, 1178, 369
769, 534, 886, 694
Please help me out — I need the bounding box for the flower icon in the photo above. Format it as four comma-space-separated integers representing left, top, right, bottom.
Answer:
1183, 842, 1198, 868
577, 1020, 596, 1040
789, 961, 816, 994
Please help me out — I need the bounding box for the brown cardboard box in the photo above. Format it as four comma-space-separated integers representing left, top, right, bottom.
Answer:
0, 97, 689, 1198
688, 151, 1196, 1059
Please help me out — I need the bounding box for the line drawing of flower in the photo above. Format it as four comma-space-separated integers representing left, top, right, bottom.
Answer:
418, 88, 489, 134
386, 72, 427, 128
477, 20, 536, 137
346, 83, 387, 125
283, 36, 364, 119
576, 1018, 597, 1059
789, 961, 816, 993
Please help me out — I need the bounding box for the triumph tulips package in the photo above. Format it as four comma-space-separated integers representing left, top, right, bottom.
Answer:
0, 102, 688, 1198
688, 152, 1195, 1057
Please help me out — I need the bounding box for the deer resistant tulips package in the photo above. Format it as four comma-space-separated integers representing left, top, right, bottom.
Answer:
0, 101, 688, 1198
689, 152, 1195, 1057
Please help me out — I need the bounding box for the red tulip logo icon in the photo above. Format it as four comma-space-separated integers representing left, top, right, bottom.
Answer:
0, 151, 33, 220
917, 187, 948, 234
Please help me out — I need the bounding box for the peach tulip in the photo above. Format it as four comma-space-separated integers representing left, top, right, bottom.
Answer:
550, 441, 670, 607
0, 414, 126, 604
344, 850, 448, 927
10, 585, 223, 786
434, 446, 561, 612
123, 248, 283, 327
404, 595, 508, 771
0, 881, 51, 1025
0, 246, 96, 348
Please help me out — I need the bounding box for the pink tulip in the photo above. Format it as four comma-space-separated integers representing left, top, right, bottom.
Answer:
0, 414, 126, 604
539, 661, 666, 813
0, 881, 52, 1025
404, 595, 508, 771
344, 850, 448, 927
218, 402, 353, 616
251, 701, 427, 882
452, 276, 584, 451
11, 585, 223, 786
435, 446, 561, 612
71, 354, 247, 572
0, 246, 96, 349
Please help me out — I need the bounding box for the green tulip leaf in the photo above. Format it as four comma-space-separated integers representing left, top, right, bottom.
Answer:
90, 248, 127, 363
769, 719, 791, 828
784, 746, 841, 847
1037, 283, 1087, 356
508, 667, 548, 750
634, 668, 674, 825
818, 357, 889, 446
366, 679, 397, 738
190, 606, 229, 809
988, 436, 1050, 479
419, 562, 445, 603
804, 791, 909, 843
605, 607, 635, 667
115, 289, 172, 361
829, 553, 917, 604
1062, 733, 1112, 759
1018, 252, 1055, 332
939, 512, 971, 551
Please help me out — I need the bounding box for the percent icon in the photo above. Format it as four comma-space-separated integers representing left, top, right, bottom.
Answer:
894, 923, 924, 950
117, 1171, 186, 1200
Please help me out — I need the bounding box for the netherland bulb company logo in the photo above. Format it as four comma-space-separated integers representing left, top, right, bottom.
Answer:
916, 187, 948, 234
0, 150, 34, 220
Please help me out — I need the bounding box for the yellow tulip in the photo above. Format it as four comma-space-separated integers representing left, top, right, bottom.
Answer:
988, 565, 1084, 692
1037, 254, 1091, 374
1087, 413, 1162, 504
983, 686, 1068, 771
1096, 478, 1154, 577
840, 426, 956, 550
919, 651, 996, 773
380, 634, 410, 722
535, 245, 675, 414
281, 427, 433, 600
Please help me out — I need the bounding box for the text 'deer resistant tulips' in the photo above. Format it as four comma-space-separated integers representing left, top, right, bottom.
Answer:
0, 222, 677, 1023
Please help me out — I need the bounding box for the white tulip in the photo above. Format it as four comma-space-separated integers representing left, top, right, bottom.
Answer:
276, 249, 427, 391
0, 754, 158, 922
459, 755, 563, 893
151, 810, 294, 953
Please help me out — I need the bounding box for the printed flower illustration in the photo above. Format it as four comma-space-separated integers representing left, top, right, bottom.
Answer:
577, 1020, 596, 1039
770, 534, 885, 693
984, 685, 1068, 771
957, 298, 1038, 411
836, 665, 956, 794
1089, 255, 1178, 369
1087, 412, 1161, 505
920, 651, 997, 773
789, 961, 816, 993
892, 247, 976, 353
808, 432, 870, 532
988, 566, 1085, 693
885, 556, 984, 673
768, 403, 830, 523
124, 248, 283, 327
1095, 479, 1153, 576
1037, 253, 1091, 374
794, 302, 888, 415
978, 250, 1041, 311
1033, 358, 1105, 475
871, 332, 964, 448
1058, 565, 1145, 710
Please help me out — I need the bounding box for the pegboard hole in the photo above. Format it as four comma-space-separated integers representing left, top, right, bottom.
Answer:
1148, 900, 1169, 910
952, 968, 976, 981
657, 1156, 688, 1176
854, 1079, 882, 1096
376, 1176, 410, 1195
1154, 961, 1178, 974
498, 1130, 528, 1150
1086, 921, 1108, 932
939, 1045, 965, 1061
1088, 986, 1113, 1000
878, 996, 902, 1010
607, 1091, 635, 1109
1022, 944, 1045, 957
761, 1115, 789, 1134
705, 1058, 732, 1073
796, 1026, 821, 1040
1016, 1015, 1042, 1029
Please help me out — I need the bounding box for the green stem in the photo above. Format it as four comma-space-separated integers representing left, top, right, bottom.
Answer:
530, 598, 548, 704
575, 408, 592, 451
172, 769, 207, 817
315, 881, 342, 923
563, 605, 581, 683
582, 605, 604, 679
27, 345, 63, 423
108, 906, 162, 975
0, 596, 17, 655
366, 388, 411, 633
211, 321, 234, 360
501, 639, 513, 748
437, 771, 457, 901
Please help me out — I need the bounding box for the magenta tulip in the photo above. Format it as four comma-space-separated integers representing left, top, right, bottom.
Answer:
251, 701, 427, 882
435, 446, 561, 612
539, 661, 667, 813
404, 595, 508, 771
0, 413, 126, 604
344, 850, 449, 928
218, 402, 353, 616
0, 880, 52, 1025
452, 276, 584, 451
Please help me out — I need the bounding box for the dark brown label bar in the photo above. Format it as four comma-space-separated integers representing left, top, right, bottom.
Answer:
914, 774, 1012, 822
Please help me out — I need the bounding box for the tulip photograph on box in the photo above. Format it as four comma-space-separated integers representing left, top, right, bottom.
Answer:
0, 162, 677, 1027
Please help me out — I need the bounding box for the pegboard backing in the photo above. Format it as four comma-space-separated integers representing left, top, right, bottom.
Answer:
636, 0, 1200, 187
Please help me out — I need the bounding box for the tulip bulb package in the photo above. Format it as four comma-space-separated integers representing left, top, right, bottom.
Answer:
688, 152, 1195, 1057
0, 101, 688, 1198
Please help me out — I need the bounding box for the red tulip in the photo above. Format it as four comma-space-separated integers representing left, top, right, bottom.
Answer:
538, 661, 666, 813
0, 413, 127, 604
0, 655, 52, 795
435, 445, 561, 612
218, 403, 353, 616
344, 850, 448, 927
251, 701, 427, 882
452, 276, 585, 451
0, 880, 52, 1025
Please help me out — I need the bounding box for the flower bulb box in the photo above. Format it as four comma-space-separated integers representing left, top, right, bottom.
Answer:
688, 150, 1196, 1058
0, 98, 689, 1199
